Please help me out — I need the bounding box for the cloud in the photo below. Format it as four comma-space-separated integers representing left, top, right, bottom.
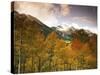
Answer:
60, 5, 70, 16
14, 1, 59, 27
71, 23, 80, 29
58, 22, 97, 33
14, 2, 53, 18
73, 16, 97, 25
14, 1, 71, 27
70, 23, 97, 33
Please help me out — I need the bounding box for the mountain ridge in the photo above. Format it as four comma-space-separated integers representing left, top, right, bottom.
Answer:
12, 11, 97, 41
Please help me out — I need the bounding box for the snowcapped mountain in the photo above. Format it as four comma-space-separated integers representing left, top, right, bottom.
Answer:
51, 24, 97, 41
13, 10, 97, 42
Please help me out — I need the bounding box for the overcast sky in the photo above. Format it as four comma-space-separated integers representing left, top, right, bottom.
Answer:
14, 1, 97, 33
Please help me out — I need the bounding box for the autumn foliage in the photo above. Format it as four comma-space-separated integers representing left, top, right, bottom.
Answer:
13, 11, 97, 73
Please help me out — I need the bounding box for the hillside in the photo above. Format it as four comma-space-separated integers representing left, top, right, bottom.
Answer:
12, 11, 97, 73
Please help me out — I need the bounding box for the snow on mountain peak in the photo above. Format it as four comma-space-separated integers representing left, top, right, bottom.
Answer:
56, 23, 97, 34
